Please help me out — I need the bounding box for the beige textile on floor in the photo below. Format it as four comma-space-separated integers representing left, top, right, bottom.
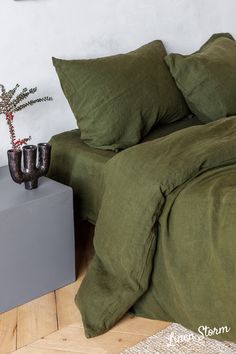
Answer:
121, 323, 236, 354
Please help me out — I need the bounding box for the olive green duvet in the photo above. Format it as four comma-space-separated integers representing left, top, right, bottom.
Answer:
75, 116, 236, 342
48, 116, 201, 223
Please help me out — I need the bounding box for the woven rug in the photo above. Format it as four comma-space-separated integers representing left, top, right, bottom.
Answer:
121, 323, 236, 353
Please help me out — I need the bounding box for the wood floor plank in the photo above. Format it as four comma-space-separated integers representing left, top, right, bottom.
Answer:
56, 278, 84, 330
70, 315, 170, 336
13, 316, 171, 354
0, 308, 17, 353
13, 346, 82, 354
108, 314, 170, 335
17, 292, 58, 349
17, 325, 147, 354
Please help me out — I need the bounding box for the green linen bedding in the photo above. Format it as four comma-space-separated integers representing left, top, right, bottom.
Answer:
53, 41, 189, 151
48, 116, 201, 223
76, 116, 236, 342
48, 129, 114, 223
165, 33, 236, 123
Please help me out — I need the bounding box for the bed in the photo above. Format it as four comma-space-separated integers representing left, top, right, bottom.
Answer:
75, 117, 236, 342
48, 116, 236, 344
50, 32, 236, 343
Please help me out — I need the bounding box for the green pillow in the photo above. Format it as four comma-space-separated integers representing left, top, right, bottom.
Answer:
53, 41, 189, 151
165, 33, 236, 123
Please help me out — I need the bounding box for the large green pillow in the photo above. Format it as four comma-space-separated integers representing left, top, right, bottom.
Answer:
53, 41, 189, 151
165, 33, 236, 123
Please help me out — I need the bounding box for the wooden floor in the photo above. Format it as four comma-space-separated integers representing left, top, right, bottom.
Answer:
0, 221, 170, 354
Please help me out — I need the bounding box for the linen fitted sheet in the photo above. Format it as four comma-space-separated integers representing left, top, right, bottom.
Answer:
48, 115, 201, 223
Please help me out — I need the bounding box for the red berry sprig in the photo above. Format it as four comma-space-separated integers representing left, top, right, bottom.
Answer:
5, 112, 31, 151
0, 84, 52, 151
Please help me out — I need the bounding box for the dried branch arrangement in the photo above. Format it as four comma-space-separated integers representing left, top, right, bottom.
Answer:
0, 84, 52, 150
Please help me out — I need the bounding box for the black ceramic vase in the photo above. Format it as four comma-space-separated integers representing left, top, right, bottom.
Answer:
7, 143, 51, 190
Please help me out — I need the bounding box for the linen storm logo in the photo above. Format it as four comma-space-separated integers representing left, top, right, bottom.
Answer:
198, 325, 231, 337
167, 325, 231, 347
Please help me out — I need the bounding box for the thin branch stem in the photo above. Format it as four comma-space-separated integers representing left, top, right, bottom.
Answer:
0, 84, 52, 150
5, 113, 17, 150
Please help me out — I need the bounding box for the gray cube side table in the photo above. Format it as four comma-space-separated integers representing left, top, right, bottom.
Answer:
0, 166, 75, 312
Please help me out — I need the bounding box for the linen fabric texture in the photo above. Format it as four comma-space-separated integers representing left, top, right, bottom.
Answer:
165, 33, 236, 123
75, 116, 236, 342
53, 41, 189, 151
48, 116, 201, 223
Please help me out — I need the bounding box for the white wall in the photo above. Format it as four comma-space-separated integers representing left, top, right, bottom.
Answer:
0, 0, 235, 166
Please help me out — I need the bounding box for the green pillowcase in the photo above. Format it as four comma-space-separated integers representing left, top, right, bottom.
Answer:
165, 33, 236, 123
53, 41, 189, 151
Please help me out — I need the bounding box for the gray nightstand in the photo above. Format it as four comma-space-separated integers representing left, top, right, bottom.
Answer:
0, 166, 75, 312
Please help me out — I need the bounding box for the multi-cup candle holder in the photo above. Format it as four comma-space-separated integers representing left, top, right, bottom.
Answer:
7, 143, 51, 190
